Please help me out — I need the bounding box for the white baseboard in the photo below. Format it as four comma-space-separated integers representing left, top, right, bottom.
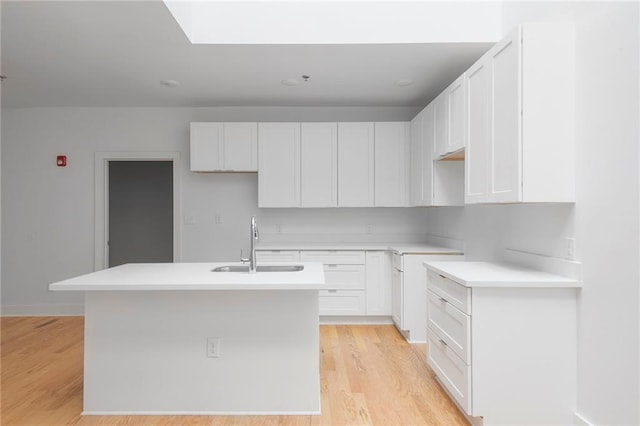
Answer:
320, 315, 393, 325
1, 304, 84, 316
574, 412, 593, 426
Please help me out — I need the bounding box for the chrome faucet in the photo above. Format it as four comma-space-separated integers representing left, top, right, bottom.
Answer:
241, 216, 259, 273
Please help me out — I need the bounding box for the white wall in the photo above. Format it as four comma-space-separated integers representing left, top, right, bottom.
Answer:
1, 106, 422, 314
428, 2, 640, 424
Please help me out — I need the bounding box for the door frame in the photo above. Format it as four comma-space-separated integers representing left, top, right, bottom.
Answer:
94, 151, 181, 271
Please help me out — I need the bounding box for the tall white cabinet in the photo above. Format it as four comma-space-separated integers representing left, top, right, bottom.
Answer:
301, 123, 338, 207
258, 123, 301, 207
374, 122, 410, 207
465, 22, 575, 204
337, 122, 375, 207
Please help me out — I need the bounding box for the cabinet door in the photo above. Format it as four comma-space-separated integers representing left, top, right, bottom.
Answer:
391, 267, 404, 329
410, 112, 424, 206
465, 57, 491, 204
190, 123, 223, 171
489, 30, 522, 203
224, 123, 257, 171
365, 251, 391, 315
301, 123, 338, 207
433, 92, 449, 159
448, 74, 466, 154
374, 122, 410, 207
337, 122, 375, 207
258, 123, 301, 207
421, 103, 435, 206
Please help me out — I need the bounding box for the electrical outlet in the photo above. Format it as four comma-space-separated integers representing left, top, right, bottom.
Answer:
564, 238, 576, 260
214, 214, 222, 224
365, 224, 374, 234
275, 224, 282, 233
183, 215, 195, 225
207, 337, 221, 358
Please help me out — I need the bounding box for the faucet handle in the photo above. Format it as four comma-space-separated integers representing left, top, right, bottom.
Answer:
240, 249, 249, 264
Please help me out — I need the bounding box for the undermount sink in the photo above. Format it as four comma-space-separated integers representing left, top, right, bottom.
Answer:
211, 265, 305, 273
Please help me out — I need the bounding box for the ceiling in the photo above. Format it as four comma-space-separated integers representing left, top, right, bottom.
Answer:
1, 1, 496, 108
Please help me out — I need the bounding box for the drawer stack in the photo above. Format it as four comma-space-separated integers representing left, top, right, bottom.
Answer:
426, 269, 472, 414
300, 251, 366, 316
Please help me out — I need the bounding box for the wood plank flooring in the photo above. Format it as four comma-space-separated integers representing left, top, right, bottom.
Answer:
1, 317, 468, 425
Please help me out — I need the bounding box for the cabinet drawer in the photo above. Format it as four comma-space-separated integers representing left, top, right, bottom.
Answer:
427, 290, 471, 364
300, 251, 365, 265
427, 270, 471, 315
319, 290, 366, 316
255, 250, 300, 262
324, 264, 366, 290
427, 328, 472, 415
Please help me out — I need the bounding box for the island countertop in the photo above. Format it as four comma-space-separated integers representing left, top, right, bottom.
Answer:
49, 262, 327, 291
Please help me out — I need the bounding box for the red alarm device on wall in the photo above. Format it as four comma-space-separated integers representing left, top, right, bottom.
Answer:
56, 155, 67, 167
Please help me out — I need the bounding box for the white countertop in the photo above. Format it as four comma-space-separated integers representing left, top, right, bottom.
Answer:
424, 261, 582, 288
49, 262, 327, 291
257, 242, 462, 255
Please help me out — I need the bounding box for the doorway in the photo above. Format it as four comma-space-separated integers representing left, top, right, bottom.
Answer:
94, 152, 181, 271
108, 161, 173, 267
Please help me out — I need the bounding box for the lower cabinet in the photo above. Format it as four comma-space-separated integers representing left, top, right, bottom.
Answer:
392, 253, 464, 342
319, 290, 366, 316
301, 251, 366, 316
425, 267, 578, 425
255, 250, 300, 263
256, 249, 391, 317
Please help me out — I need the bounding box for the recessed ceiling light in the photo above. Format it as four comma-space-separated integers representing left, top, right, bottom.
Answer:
160, 79, 181, 88
281, 79, 300, 86
395, 79, 414, 87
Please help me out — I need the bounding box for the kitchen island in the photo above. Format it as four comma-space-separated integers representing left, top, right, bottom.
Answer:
49, 262, 327, 415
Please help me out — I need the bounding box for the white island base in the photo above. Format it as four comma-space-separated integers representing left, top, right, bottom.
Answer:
50, 263, 327, 415
84, 290, 319, 415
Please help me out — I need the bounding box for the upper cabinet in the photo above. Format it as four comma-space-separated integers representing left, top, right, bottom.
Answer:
374, 122, 410, 207
301, 123, 338, 207
258, 123, 301, 208
410, 111, 424, 206
410, 106, 434, 207
190, 122, 257, 172
465, 22, 575, 204
435, 75, 466, 159
337, 122, 375, 207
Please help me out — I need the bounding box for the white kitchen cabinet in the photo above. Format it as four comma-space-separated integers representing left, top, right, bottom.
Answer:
410, 112, 424, 206
424, 262, 579, 425
301, 251, 366, 316
429, 87, 465, 207
465, 55, 491, 204
365, 251, 391, 315
258, 123, 301, 207
392, 252, 464, 342
301, 123, 338, 207
337, 122, 375, 207
224, 123, 258, 171
435, 75, 466, 158
410, 104, 436, 207
433, 92, 449, 160
190, 122, 257, 172
374, 122, 410, 207
255, 250, 300, 263
466, 22, 575, 204
420, 104, 435, 206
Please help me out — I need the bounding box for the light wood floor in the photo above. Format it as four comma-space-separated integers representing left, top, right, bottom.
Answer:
1, 317, 468, 425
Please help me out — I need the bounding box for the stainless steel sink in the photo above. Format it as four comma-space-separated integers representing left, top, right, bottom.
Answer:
211, 265, 304, 273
